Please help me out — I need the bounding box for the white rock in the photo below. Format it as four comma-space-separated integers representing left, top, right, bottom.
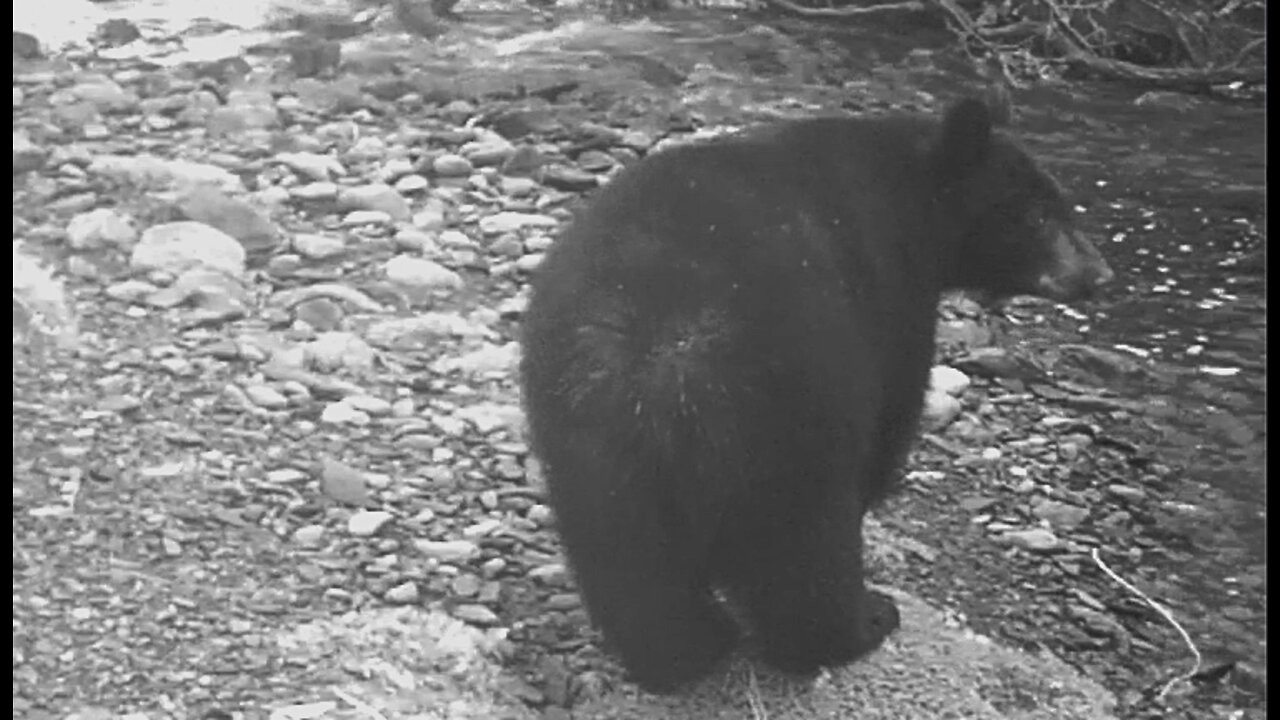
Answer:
130, 221, 246, 276
432, 342, 520, 376
66, 208, 138, 250
320, 401, 370, 425
304, 331, 376, 372
276, 151, 346, 181
514, 252, 545, 272
996, 527, 1062, 553
88, 154, 241, 191
243, 384, 290, 409
433, 153, 473, 177
478, 212, 558, 235
294, 524, 326, 547
454, 402, 522, 434
290, 182, 340, 200
930, 365, 972, 397
384, 582, 420, 604
348, 510, 393, 536
921, 389, 962, 430
345, 394, 393, 415
384, 255, 463, 290
292, 233, 345, 260
104, 279, 158, 303
414, 539, 480, 562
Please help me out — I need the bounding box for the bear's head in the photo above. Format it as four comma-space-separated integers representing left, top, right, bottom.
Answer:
930, 97, 1115, 303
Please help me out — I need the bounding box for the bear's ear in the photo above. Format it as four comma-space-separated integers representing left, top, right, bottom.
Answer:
931, 97, 995, 182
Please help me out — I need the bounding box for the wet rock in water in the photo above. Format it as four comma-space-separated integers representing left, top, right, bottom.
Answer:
1134, 91, 1199, 112
1059, 343, 1148, 381
953, 347, 1039, 381
94, 18, 140, 47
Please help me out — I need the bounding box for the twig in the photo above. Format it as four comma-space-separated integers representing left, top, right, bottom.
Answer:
761, 0, 926, 19
1091, 548, 1201, 701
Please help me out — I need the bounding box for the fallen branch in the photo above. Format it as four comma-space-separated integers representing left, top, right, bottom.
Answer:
760, 0, 928, 19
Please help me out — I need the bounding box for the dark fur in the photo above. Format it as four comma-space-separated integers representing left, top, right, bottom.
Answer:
519, 98, 1112, 692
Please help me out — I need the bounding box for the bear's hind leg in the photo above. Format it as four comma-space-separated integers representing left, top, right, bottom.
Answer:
549, 439, 738, 693
721, 492, 899, 676
571, 548, 738, 692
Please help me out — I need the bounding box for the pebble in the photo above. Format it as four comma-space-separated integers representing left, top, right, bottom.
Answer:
452, 603, 499, 626
433, 153, 473, 177
348, 510, 393, 536
384, 255, 463, 290
414, 539, 480, 562
930, 365, 972, 396
294, 524, 326, 547
321, 401, 370, 425
243, 384, 290, 409
293, 233, 346, 259
997, 527, 1062, 553
384, 582, 420, 604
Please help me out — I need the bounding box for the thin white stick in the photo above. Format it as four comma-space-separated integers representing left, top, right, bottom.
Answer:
1091, 547, 1202, 700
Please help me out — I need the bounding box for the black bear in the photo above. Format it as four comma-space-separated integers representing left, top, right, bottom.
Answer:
518, 96, 1113, 692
